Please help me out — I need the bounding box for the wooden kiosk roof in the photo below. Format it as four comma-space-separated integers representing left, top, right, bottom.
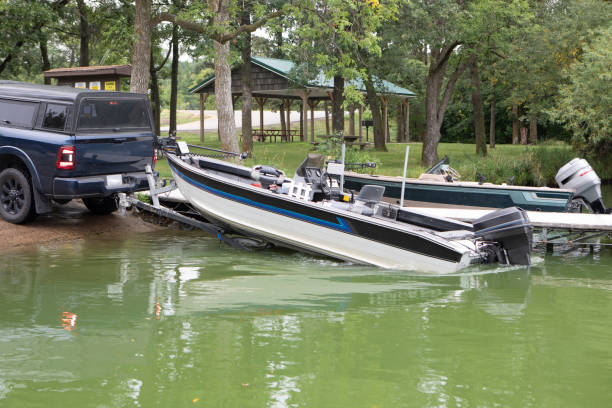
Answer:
188, 56, 415, 99
43, 64, 132, 79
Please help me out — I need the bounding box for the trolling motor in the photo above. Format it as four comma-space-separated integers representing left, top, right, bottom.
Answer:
555, 158, 610, 214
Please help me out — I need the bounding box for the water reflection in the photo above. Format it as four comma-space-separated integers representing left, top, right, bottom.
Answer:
0, 232, 611, 407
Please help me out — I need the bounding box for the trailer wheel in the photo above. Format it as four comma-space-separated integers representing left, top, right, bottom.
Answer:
0, 167, 37, 224
83, 195, 118, 215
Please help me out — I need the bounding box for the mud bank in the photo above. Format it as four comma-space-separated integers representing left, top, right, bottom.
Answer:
0, 200, 160, 250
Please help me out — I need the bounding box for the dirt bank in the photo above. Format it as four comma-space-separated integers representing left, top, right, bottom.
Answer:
0, 200, 160, 250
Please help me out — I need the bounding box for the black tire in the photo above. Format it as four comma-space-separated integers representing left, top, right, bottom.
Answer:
83, 195, 118, 215
0, 167, 37, 224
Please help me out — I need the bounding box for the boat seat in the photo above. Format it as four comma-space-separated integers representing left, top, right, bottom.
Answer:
356, 185, 385, 206
253, 165, 282, 177
251, 165, 285, 186
258, 175, 278, 189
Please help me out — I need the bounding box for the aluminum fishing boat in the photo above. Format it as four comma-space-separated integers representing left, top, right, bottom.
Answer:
164, 144, 533, 273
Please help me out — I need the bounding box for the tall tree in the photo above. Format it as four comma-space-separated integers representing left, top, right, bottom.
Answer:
240, 1, 254, 155
0, 0, 68, 76
169, 24, 180, 135
131, 0, 152, 93
76, 0, 89, 66
469, 55, 487, 156
549, 24, 611, 163
150, 42, 172, 135
155, 1, 284, 152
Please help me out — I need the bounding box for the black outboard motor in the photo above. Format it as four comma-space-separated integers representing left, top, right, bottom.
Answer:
473, 207, 533, 265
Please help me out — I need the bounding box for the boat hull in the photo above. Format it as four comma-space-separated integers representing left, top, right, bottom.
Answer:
167, 156, 475, 273
344, 174, 573, 212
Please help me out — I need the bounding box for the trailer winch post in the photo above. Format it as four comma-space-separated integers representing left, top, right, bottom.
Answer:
145, 164, 161, 208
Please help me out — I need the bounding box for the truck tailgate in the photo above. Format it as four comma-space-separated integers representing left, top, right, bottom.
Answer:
73, 132, 154, 176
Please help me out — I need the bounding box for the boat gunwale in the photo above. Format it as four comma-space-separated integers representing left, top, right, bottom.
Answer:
344, 171, 574, 193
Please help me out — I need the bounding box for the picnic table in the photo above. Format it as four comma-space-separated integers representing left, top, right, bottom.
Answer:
252, 129, 298, 142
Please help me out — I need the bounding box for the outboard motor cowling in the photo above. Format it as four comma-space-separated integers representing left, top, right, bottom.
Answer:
473, 207, 533, 265
555, 158, 607, 214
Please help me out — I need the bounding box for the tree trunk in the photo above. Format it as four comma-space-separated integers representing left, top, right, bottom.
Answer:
489, 98, 496, 148
470, 57, 487, 156
324, 101, 330, 136
520, 126, 528, 145
39, 34, 51, 84
169, 24, 179, 135
403, 100, 410, 142
210, 0, 239, 153
416, 118, 424, 142
512, 105, 519, 144
331, 75, 344, 134
396, 103, 403, 142
76, 0, 89, 66
423, 73, 443, 166
130, 0, 152, 94
529, 113, 537, 144
279, 102, 286, 136
364, 74, 386, 151
150, 60, 161, 135
240, 13, 253, 155
422, 45, 467, 167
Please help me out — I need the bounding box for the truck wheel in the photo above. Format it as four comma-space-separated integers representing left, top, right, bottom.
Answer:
83, 195, 118, 215
0, 167, 37, 224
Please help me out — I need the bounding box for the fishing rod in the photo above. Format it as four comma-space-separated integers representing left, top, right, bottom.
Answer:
156, 135, 247, 159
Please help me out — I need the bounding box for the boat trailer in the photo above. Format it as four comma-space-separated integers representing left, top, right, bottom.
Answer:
118, 164, 260, 250
119, 163, 611, 255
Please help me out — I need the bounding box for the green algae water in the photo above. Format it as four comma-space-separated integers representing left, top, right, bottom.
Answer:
1, 187, 611, 408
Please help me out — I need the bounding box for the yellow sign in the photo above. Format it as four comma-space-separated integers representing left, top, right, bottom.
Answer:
104, 81, 116, 91
89, 81, 101, 90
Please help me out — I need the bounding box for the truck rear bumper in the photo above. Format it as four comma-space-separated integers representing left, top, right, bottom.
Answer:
53, 171, 152, 199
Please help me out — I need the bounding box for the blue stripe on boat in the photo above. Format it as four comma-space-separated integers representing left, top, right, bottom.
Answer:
170, 162, 353, 233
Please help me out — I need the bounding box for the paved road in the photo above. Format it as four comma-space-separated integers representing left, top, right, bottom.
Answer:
162, 110, 327, 132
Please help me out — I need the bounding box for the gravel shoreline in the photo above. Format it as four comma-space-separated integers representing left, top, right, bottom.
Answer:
0, 200, 160, 251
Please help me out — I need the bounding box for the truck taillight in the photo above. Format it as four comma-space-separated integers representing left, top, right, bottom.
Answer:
56, 146, 75, 170
153, 148, 158, 164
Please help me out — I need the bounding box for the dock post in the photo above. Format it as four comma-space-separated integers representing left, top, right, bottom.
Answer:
400, 145, 410, 207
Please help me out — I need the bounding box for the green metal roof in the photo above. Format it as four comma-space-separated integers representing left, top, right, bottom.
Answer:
189, 56, 416, 97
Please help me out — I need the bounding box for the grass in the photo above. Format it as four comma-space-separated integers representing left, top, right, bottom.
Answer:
155, 127, 578, 188
159, 109, 201, 126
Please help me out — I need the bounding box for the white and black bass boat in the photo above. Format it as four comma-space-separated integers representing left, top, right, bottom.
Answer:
163, 141, 533, 273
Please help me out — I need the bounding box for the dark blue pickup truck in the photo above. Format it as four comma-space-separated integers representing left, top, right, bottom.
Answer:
0, 81, 156, 223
